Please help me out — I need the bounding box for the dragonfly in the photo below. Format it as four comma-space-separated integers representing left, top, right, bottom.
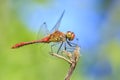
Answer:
12, 10, 77, 53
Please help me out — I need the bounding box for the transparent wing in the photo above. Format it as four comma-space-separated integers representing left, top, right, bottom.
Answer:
50, 10, 65, 33
50, 42, 65, 53
37, 22, 49, 40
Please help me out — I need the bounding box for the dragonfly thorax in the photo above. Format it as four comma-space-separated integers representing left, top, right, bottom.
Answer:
66, 31, 75, 41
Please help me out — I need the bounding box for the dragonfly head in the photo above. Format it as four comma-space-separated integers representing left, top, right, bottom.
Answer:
66, 31, 75, 41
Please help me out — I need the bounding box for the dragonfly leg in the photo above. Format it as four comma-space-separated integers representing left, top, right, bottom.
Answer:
51, 44, 57, 53
65, 41, 80, 52
65, 47, 75, 53
64, 42, 66, 50
57, 42, 63, 54
67, 41, 78, 47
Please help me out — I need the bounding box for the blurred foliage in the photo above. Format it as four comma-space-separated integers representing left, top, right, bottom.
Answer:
96, 0, 113, 10
34, 0, 53, 4
101, 40, 120, 71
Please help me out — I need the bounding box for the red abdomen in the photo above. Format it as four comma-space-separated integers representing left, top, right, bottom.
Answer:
11, 36, 50, 49
12, 42, 27, 49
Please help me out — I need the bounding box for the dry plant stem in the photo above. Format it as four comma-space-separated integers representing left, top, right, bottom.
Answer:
50, 46, 80, 80
50, 53, 72, 64
65, 61, 76, 80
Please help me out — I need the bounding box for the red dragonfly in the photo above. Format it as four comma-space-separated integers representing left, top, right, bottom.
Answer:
12, 10, 76, 53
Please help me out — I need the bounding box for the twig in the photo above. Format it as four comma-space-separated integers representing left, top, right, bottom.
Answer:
50, 46, 80, 80
50, 53, 72, 64
65, 60, 76, 80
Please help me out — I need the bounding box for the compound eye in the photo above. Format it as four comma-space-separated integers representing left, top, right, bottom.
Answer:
66, 31, 75, 41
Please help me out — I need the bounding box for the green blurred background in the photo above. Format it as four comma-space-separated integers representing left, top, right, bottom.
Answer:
0, 0, 120, 80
